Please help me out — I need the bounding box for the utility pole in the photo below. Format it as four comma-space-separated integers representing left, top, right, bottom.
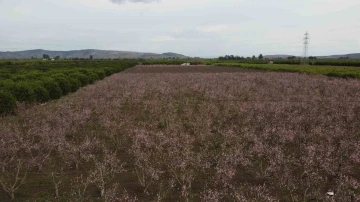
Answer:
302, 31, 310, 65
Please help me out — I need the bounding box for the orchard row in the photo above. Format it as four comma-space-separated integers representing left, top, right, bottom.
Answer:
1, 66, 360, 201
214, 63, 360, 79
0, 60, 137, 114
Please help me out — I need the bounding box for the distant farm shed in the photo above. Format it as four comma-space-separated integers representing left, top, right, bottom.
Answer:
181, 63, 191, 66
268, 61, 274, 64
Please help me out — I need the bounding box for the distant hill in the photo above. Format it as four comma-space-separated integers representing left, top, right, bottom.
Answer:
317, 53, 360, 59
265, 53, 360, 59
0, 49, 189, 59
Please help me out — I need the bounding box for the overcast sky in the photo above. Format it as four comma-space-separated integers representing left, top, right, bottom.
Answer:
0, 0, 359, 57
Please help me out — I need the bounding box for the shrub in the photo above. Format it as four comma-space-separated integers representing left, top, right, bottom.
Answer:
0, 79, 15, 90
51, 76, 72, 95
69, 73, 89, 87
0, 73, 12, 79
95, 70, 106, 80
0, 90, 17, 114
87, 71, 99, 84
13, 81, 35, 102
68, 78, 82, 92
79, 69, 99, 84
25, 72, 45, 80
104, 67, 117, 76
11, 75, 27, 82
32, 83, 50, 103
41, 78, 63, 99
37, 66, 50, 72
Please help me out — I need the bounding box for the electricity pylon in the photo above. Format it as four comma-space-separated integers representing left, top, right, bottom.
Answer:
302, 31, 310, 65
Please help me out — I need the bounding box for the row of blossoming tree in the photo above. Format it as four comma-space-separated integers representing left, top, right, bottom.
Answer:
0, 65, 360, 201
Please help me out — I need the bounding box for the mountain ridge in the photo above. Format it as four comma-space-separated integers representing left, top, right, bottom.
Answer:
0, 49, 189, 59
265, 53, 360, 59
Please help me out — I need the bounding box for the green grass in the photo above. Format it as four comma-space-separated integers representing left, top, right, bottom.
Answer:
213, 63, 360, 79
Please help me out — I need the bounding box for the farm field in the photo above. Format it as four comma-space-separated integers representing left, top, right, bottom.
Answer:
1, 65, 360, 201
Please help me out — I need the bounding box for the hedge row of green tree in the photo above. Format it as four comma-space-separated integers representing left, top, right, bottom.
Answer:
208, 58, 360, 67
213, 63, 360, 78
0, 60, 137, 115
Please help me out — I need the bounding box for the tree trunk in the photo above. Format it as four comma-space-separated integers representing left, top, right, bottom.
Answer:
101, 188, 105, 198
10, 191, 15, 201
55, 186, 59, 198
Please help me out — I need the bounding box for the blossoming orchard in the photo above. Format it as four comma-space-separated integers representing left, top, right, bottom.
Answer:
1, 64, 360, 201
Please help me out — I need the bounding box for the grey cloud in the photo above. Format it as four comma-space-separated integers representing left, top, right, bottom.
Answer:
109, 0, 158, 4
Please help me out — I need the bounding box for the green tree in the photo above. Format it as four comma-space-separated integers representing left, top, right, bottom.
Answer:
258, 54, 264, 60
41, 78, 63, 99
43, 54, 50, 60
13, 82, 35, 102
0, 90, 17, 114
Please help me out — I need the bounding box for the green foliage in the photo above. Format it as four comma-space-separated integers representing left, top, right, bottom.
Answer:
313, 59, 360, 66
0, 59, 137, 114
32, 83, 50, 103
41, 78, 63, 99
94, 69, 106, 80
0, 79, 15, 90
43, 54, 50, 59
11, 75, 27, 82
79, 69, 99, 84
0, 90, 17, 114
209, 58, 360, 67
13, 81, 35, 102
67, 78, 82, 92
0, 73, 12, 79
25, 72, 45, 80
88, 71, 99, 84
70, 73, 89, 86
213, 63, 360, 79
104, 67, 117, 76
51, 76, 72, 95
